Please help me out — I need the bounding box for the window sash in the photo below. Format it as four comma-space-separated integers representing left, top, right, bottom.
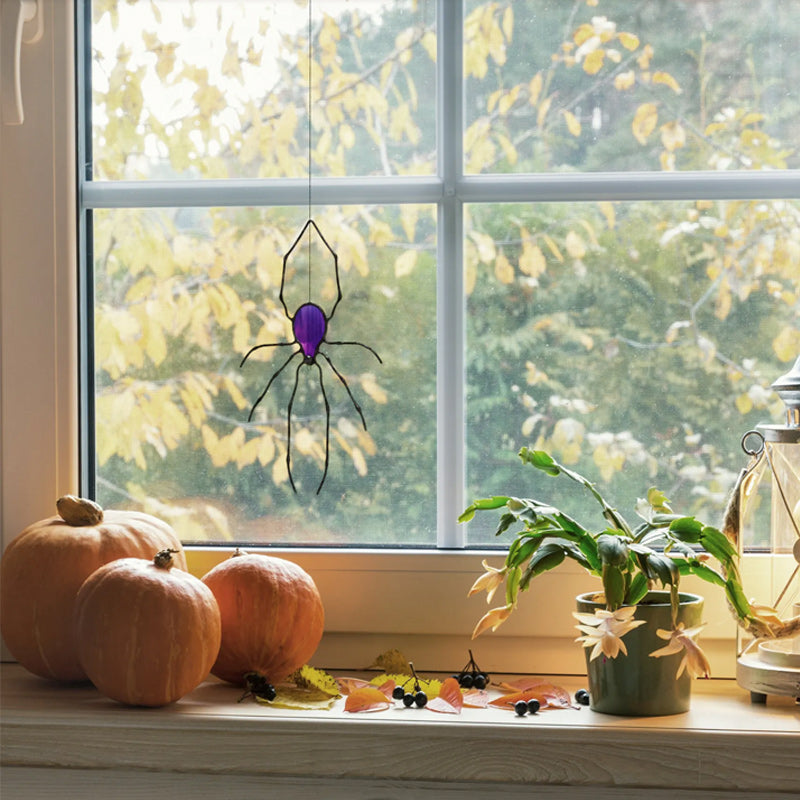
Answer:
77, 0, 800, 548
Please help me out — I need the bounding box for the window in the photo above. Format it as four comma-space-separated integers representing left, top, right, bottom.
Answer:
2, 0, 798, 675
79, 0, 799, 551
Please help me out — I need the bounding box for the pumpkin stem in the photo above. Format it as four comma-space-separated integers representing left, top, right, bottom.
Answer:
56, 495, 104, 527
153, 549, 180, 569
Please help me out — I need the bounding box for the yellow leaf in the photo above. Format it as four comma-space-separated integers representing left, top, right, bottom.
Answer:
632, 103, 658, 145
735, 393, 753, 415
537, 96, 552, 128
289, 665, 341, 697
773, 326, 800, 362
519, 243, 546, 277
542, 234, 564, 262
502, 5, 514, 40
614, 70, 636, 91
494, 251, 515, 284
582, 48, 605, 75
361, 374, 388, 405
352, 446, 367, 477
661, 120, 686, 152
598, 201, 616, 229
497, 85, 521, 116
528, 73, 542, 106
563, 110, 582, 137
565, 230, 586, 259
618, 31, 640, 51
653, 71, 682, 94
394, 249, 418, 278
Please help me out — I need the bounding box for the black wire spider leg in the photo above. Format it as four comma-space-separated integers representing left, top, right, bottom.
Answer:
242, 346, 300, 422
315, 360, 331, 495
319, 350, 368, 430
326, 340, 383, 364
283, 361, 331, 495
284, 360, 307, 494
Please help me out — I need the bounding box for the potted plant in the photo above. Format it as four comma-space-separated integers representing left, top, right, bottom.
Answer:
460, 448, 765, 716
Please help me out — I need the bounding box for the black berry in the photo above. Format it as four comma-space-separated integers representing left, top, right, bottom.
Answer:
392, 685, 405, 700
414, 691, 428, 708
527, 699, 540, 714
514, 700, 528, 716
575, 689, 590, 706
460, 673, 474, 689
402, 693, 415, 707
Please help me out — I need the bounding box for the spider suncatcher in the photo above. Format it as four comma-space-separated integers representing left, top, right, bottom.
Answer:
240, 219, 381, 494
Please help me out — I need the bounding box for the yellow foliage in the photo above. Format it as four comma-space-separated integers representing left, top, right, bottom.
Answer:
632, 103, 658, 145
563, 109, 582, 137
773, 326, 800, 362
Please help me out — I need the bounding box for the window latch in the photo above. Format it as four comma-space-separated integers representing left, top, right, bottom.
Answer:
1, 0, 43, 126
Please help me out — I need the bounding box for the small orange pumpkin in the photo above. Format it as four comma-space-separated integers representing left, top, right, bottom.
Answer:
74, 549, 221, 707
0, 497, 186, 681
201, 550, 325, 686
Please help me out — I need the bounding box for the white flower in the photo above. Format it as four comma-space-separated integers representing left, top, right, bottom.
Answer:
649, 623, 710, 679
471, 604, 513, 639
467, 559, 506, 604
573, 606, 646, 660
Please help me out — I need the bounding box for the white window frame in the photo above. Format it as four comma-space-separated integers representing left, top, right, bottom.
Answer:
2, 0, 797, 674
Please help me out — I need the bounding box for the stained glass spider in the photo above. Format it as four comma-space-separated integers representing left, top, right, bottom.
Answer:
240, 219, 382, 494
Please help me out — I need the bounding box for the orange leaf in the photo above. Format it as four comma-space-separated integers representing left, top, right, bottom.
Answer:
462, 689, 490, 708
344, 687, 392, 713
489, 682, 573, 710
427, 677, 463, 714
376, 679, 397, 699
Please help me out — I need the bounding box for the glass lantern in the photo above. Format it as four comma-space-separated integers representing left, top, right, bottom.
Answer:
736, 356, 800, 703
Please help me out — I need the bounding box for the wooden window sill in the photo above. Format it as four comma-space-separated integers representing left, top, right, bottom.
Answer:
1, 663, 798, 799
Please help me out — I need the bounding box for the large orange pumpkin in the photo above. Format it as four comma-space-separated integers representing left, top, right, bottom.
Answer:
0, 496, 186, 681
201, 551, 325, 686
74, 549, 221, 707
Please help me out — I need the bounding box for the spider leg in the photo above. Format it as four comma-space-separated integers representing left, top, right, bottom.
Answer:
314, 360, 331, 495
318, 350, 368, 430
240, 340, 295, 368
245, 347, 300, 422
325, 340, 382, 364
285, 360, 306, 494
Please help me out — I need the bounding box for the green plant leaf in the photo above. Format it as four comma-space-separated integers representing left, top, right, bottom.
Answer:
597, 532, 629, 566
602, 563, 625, 609
699, 526, 739, 565
458, 495, 511, 522
519, 447, 560, 475
626, 571, 649, 605
669, 516, 704, 544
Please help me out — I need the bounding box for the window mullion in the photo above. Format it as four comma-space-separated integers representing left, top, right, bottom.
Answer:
436, 0, 466, 548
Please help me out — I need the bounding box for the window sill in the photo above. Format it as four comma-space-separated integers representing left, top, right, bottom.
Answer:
2, 664, 798, 799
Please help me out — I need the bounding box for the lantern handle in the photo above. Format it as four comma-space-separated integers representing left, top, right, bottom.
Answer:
741, 429, 765, 457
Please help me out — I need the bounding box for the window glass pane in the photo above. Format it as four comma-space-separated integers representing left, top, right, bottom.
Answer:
91, 0, 436, 180
464, 199, 800, 546
93, 204, 437, 545
464, 0, 800, 174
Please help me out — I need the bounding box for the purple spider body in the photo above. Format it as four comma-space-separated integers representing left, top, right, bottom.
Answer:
240, 219, 381, 494
294, 303, 327, 360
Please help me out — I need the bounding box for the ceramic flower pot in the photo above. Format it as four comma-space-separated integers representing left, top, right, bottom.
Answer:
576, 590, 704, 716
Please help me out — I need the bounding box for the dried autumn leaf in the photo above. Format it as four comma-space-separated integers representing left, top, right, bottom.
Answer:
368, 648, 409, 674
427, 677, 463, 714
288, 665, 341, 697
490, 681, 573, 710
462, 688, 490, 708
262, 687, 338, 711
336, 677, 373, 695
344, 686, 393, 713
